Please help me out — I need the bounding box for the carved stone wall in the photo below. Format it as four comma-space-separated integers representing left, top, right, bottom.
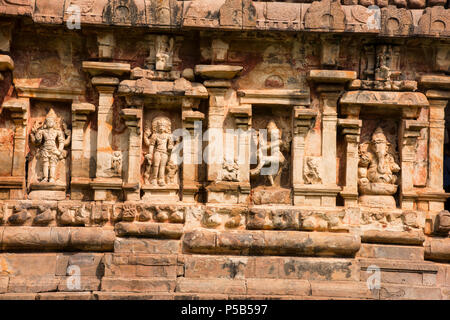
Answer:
0, 0, 449, 300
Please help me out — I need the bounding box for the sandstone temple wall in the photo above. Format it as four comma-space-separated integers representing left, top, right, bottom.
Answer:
0, 0, 449, 300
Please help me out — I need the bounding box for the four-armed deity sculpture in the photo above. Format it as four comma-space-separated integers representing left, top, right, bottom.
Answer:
358, 126, 400, 207
143, 116, 176, 187
251, 120, 287, 187
30, 108, 70, 184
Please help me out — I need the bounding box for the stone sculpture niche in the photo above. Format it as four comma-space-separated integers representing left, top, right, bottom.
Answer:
358, 126, 400, 208
250, 108, 292, 205
142, 115, 179, 201
28, 107, 71, 200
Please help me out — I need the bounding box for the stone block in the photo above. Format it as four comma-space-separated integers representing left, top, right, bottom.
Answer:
176, 278, 246, 295
55, 253, 104, 277
0, 253, 57, 276
8, 276, 60, 293
0, 293, 36, 300
247, 279, 310, 296
58, 276, 101, 291
0, 277, 8, 293
101, 278, 176, 292
94, 292, 174, 300
37, 292, 93, 300
311, 281, 378, 299
379, 284, 442, 299
114, 238, 180, 254
357, 244, 424, 260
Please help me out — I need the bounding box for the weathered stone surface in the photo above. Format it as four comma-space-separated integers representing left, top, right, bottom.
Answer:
114, 238, 180, 254
247, 279, 310, 296
8, 276, 60, 293
0, 293, 36, 300
37, 292, 93, 300
101, 278, 176, 293
357, 244, 424, 260
379, 284, 442, 299
176, 278, 246, 294
311, 281, 378, 299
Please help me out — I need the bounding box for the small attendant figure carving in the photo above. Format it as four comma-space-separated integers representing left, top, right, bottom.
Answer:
221, 158, 240, 182
143, 116, 174, 187
155, 35, 174, 71
30, 109, 70, 183
358, 126, 400, 198
166, 160, 178, 185
251, 120, 286, 186
111, 151, 122, 176
304, 157, 322, 184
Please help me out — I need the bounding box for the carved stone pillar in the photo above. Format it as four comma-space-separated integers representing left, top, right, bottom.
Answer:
82, 61, 131, 201
418, 75, 450, 213
338, 118, 362, 208
71, 102, 95, 200
91, 77, 122, 200
0, 98, 28, 199
229, 105, 252, 203
195, 64, 243, 203
307, 70, 357, 207
399, 119, 428, 210
292, 107, 317, 206
121, 107, 143, 201
182, 98, 205, 203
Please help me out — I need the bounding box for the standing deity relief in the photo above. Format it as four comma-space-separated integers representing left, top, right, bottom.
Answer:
29, 108, 71, 184
251, 120, 290, 186
155, 35, 174, 71
143, 115, 178, 187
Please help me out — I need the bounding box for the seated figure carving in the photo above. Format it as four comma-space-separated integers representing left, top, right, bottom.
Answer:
358, 126, 400, 207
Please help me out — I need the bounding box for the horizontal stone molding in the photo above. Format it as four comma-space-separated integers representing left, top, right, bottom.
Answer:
424, 238, 450, 261
361, 230, 426, 245
0, 227, 115, 252
115, 222, 183, 239
183, 229, 361, 257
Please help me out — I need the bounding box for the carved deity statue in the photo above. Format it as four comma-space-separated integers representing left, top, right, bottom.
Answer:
143, 116, 175, 186
250, 120, 287, 186
358, 127, 400, 199
155, 35, 174, 71
30, 109, 70, 183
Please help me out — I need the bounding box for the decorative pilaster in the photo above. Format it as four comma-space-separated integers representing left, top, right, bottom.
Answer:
418, 75, 450, 213
229, 105, 252, 203
71, 102, 95, 200
182, 98, 205, 203
307, 70, 356, 207
82, 61, 131, 201
121, 107, 143, 201
338, 117, 362, 207
292, 107, 317, 206
0, 98, 28, 199
399, 119, 428, 210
